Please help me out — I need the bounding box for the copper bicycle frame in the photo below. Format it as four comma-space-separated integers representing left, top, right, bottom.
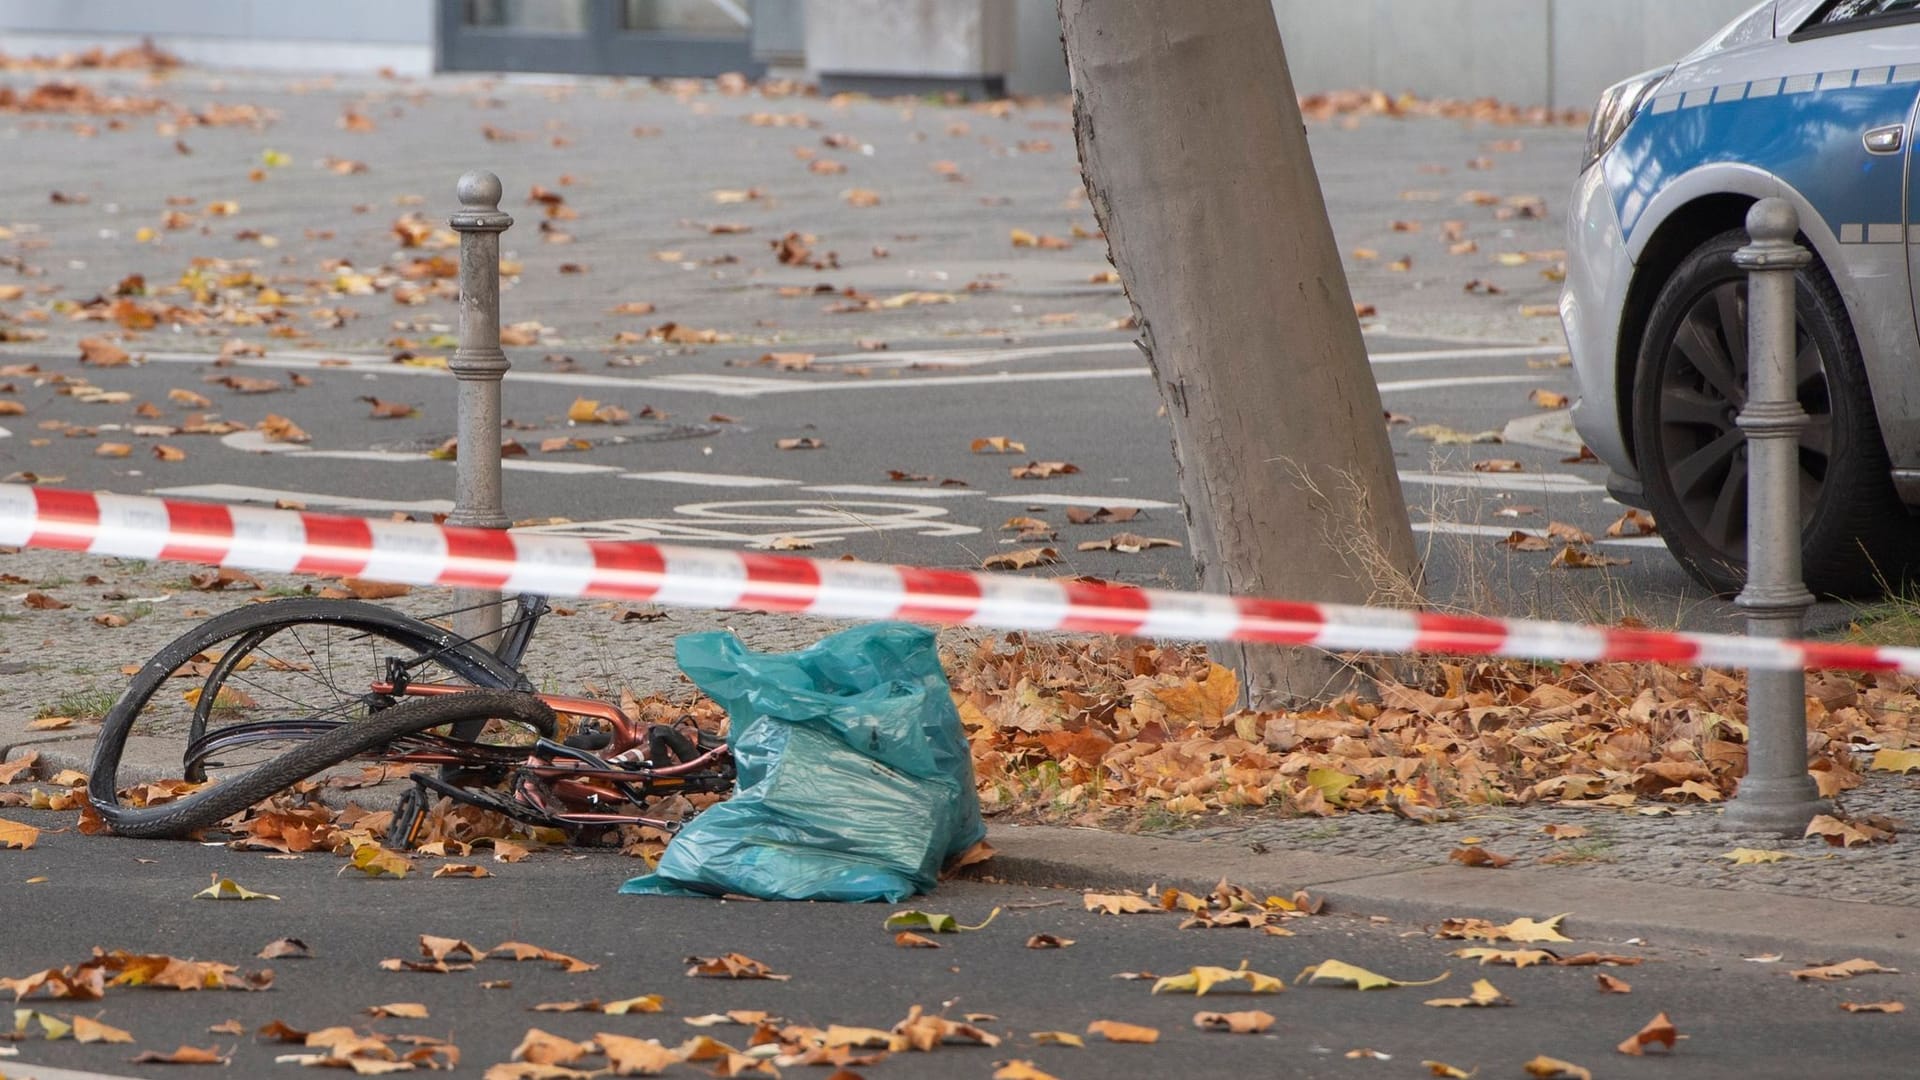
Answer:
368, 680, 731, 822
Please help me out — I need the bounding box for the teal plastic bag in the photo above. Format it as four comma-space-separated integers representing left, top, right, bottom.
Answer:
620, 622, 986, 902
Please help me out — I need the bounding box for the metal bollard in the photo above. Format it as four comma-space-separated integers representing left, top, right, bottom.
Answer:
1719, 198, 1826, 835
447, 171, 514, 659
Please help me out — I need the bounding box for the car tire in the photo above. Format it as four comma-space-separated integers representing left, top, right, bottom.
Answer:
1630, 228, 1913, 597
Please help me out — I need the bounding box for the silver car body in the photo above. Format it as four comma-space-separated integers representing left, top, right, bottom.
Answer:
1564, 0, 1920, 504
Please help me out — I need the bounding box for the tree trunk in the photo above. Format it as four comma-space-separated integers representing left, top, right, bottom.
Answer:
1058, 0, 1420, 705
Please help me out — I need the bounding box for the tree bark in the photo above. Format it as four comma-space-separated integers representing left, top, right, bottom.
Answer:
1059, 0, 1420, 705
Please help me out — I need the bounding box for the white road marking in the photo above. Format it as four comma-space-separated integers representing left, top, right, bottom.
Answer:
125, 346, 1561, 398
1397, 470, 1607, 493
804, 483, 980, 499
818, 341, 1135, 370
985, 493, 1181, 509
150, 483, 456, 515
0, 424, 9, 439
500, 459, 624, 475
516, 499, 980, 543
623, 470, 803, 487
1414, 520, 1665, 548
1367, 344, 1567, 365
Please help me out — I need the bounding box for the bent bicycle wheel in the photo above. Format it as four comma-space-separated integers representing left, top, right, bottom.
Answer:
89, 689, 556, 839
89, 599, 531, 828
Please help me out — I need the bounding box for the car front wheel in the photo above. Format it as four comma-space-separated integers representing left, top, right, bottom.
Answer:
1630, 228, 1911, 597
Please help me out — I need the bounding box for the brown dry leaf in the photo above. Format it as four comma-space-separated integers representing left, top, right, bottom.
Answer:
1840, 1001, 1904, 1014
1616, 1012, 1677, 1056
776, 437, 824, 450
993, 1062, 1061, 1080
1472, 458, 1524, 473
1449, 845, 1512, 869
341, 579, 411, 600
1438, 914, 1570, 944
1085, 1019, 1159, 1044
1192, 1010, 1274, 1034
894, 932, 942, 949
1541, 824, 1589, 840
74, 1016, 134, 1045
366, 1002, 429, 1019
1424, 1062, 1474, 1078
1551, 547, 1630, 570
1523, 1057, 1591, 1080
189, 567, 260, 591
152, 444, 187, 462
1597, 973, 1631, 994
258, 938, 312, 960
759, 351, 815, 371
492, 942, 598, 973
1424, 977, 1511, 1008
1606, 508, 1657, 537
95, 441, 133, 458
23, 591, 69, 610
1084, 892, 1158, 915
78, 337, 132, 366
1009, 460, 1080, 479
1064, 506, 1140, 525
971, 436, 1027, 454
0, 814, 39, 849
686, 953, 788, 980
360, 397, 418, 419
0, 752, 40, 784
596, 1032, 678, 1074
511, 1028, 593, 1066
1026, 934, 1074, 949
1076, 533, 1182, 554
418, 936, 481, 964
130, 1045, 229, 1065
432, 863, 491, 879
1806, 814, 1895, 848
981, 547, 1058, 572
258, 414, 310, 444
1792, 958, 1899, 981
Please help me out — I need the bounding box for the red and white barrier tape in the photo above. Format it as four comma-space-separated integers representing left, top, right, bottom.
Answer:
1, 483, 1909, 675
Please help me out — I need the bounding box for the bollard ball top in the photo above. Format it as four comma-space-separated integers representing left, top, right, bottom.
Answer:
1746, 198, 1800, 244
456, 170, 504, 211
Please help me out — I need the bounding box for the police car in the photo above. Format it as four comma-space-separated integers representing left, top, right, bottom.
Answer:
1564, 0, 1920, 595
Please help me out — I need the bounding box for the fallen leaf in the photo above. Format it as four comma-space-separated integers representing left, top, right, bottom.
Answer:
1085, 1019, 1159, 1044
366, 1002, 429, 1018
1026, 934, 1074, 949
686, 953, 788, 980
1192, 1010, 1274, 1034
348, 842, 411, 878
1597, 974, 1632, 994
432, 863, 491, 879
258, 938, 311, 960
194, 875, 279, 901
1009, 461, 1080, 479
1029, 1030, 1084, 1047
1298, 959, 1449, 990
1523, 1056, 1591, 1080
23, 591, 69, 610
1792, 959, 1899, 982
971, 436, 1027, 454
1449, 845, 1512, 869
78, 337, 132, 366
894, 932, 941, 949
1806, 814, 1894, 847
72, 1016, 133, 1043
1840, 1001, 1904, 1013
885, 908, 1000, 933
1551, 547, 1631, 569
982, 547, 1058, 572
776, 437, 824, 450
1723, 848, 1789, 865
1473, 459, 1524, 473
1540, 824, 1588, 840
1616, 1012, 1677, 1056
1076, 533, 1182, 554
1152, 963, 1285, 996
1606, 508, 1657, 537
994, 1062, 1061, 1080
511, 1028, 593, 1066
0, 819, 42, 850
1425, 978, 1511, 1007
1423, 1062, 1474, 1078
1450, 947, 1558, 968
597, 1032, 678, 1074
131, 1045, 228, 1065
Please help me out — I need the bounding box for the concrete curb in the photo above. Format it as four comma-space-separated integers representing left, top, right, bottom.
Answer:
981, 823, 1920, 965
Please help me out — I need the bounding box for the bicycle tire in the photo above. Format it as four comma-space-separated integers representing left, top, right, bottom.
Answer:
89, 690, 556, 838
90, 597, 525, 795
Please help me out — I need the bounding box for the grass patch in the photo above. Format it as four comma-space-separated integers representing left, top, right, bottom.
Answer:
1834, 595, 1920, 648
34, 686, 119, 720
1539, 838, 1617, 866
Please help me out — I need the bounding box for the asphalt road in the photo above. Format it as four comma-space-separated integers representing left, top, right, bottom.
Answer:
2, 806, 1916, 1080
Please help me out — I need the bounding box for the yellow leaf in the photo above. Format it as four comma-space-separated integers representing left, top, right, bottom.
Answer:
1086, 1019, 1159, 1044
349, 842, 412, 878
602, 994, 664, 1015
884, 907, 1000, 933
1451, 947, 1558, 968
1870, 748, 1920, 774
1497, 914, 1572, 943
261, 148, 291, 167
1305, 767, 1359, 801
1031, 1030, 1084, 1047
1723, 848, 1789, 865
366, 1002, 428, 1018
1425, 978, 1511, 1007
1152, 963, 1285, 996
14, 1009, 71, 1040
1297, 959, 1449, 990
994, 1062, 1062, 1080
1150, 663, 1239, 725
193, 875, 280, 901
1423, 1063, 1476, 1079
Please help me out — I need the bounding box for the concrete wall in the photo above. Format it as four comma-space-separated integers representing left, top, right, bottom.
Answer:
0, 0, 435, 74
1268, 0, 1763, 109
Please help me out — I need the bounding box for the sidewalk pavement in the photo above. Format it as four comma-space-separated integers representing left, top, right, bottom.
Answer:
9, 690, 1919, 970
